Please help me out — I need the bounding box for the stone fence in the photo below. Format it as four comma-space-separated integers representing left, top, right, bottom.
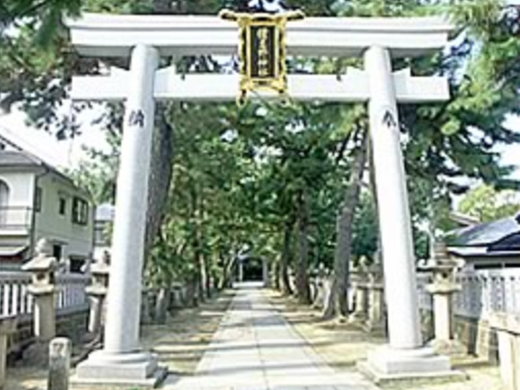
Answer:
0, 271, 89, 352
308, 267, 520, 361
417, 268, 520, 361
0, 272, 88, 318
417, 269, 520, 320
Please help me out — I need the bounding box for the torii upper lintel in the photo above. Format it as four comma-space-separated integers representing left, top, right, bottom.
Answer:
67, 13, 452, 58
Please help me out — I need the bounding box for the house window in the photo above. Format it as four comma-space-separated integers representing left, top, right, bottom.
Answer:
72, 197, 89, 226
53, 244, 62, 260
34, 187, 42, 212
59, 198, 67, 215
69, 256, 87, 273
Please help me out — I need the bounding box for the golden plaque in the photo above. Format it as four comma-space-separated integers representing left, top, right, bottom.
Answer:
220, 8, 304, 104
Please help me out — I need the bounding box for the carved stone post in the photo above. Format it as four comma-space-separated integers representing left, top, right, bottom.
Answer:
364, 263, 386, 335
86, 252, 110, 335
22, 239, 57, 342
48, 338, 71, 390
424, 242, 465, 355
0, 317, 17, 389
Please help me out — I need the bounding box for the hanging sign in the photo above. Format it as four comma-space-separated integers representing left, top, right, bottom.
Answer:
220, 8, 304, 104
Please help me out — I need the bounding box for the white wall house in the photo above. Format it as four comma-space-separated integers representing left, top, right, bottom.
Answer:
94, 203, 114, 261
0, 137, 94, 272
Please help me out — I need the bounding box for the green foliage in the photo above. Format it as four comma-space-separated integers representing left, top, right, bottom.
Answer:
458, 184, 520, 222
351, 192, 378, 263
4, 0, 520, 290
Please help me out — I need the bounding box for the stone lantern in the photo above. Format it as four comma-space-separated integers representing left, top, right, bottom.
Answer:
423, 241, 465, 354
349, 260, 369, 326
86, 251, 110, 335
364, 262, 386, 335
21, 238, 58, 341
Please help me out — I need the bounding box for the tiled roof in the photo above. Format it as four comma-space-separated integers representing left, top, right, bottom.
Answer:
0, 151, 44, 168
452, 216, 520, 247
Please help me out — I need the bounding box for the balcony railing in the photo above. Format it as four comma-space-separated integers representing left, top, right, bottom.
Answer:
0, 207, 33, 231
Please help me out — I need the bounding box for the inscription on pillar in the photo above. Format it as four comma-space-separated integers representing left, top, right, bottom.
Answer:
382, 109, 397, 129
128, 109, 145, 127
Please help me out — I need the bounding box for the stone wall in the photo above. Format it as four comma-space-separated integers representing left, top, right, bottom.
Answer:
7, 305, 89, 357
420, 308, 499, 363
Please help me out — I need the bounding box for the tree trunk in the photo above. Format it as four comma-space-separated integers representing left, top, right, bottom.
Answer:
272, 260, 280, 290
323, 129, 368, 319
218, 252, 228, 290
280, 220, 293, 296
154, 287, 170, 324
185, 274, 199, 307
143, 1, 179, 261
193, 212, 206, 302
144, 106, 174, 261
198, 255, 207, 299
219, 250, 237, 289
295, 191, 311, 304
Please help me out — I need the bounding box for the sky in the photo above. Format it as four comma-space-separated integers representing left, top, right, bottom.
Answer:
0, 108, 109, 169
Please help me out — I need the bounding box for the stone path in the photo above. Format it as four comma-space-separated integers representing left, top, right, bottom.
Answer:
164, 282, 379, 390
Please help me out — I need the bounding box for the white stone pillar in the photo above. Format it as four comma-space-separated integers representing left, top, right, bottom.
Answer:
74, 44, 165, 386
104, 44, 158, 354
365, 45, 420, 349
359, 46, 452, 380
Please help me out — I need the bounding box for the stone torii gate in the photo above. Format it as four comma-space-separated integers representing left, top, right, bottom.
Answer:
67, 13, 455, 387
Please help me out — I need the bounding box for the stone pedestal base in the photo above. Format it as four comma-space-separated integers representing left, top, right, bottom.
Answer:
348, 309, 367, 328
357, 345, 465, 384
363, 320, 386, 337
71, 351, 167, 389
429, 339, 467, 357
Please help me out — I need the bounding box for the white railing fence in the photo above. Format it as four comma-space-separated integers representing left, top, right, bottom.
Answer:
0, 272, 89, 319
417, 268, 520, 320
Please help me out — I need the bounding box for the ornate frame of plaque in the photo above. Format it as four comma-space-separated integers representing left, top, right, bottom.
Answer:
220, 9, 304, 104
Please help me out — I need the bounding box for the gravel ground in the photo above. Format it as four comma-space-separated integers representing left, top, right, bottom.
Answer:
267, 290, 506, 390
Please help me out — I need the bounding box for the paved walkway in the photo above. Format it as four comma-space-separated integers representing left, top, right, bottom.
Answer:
164, 282, 379, 390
